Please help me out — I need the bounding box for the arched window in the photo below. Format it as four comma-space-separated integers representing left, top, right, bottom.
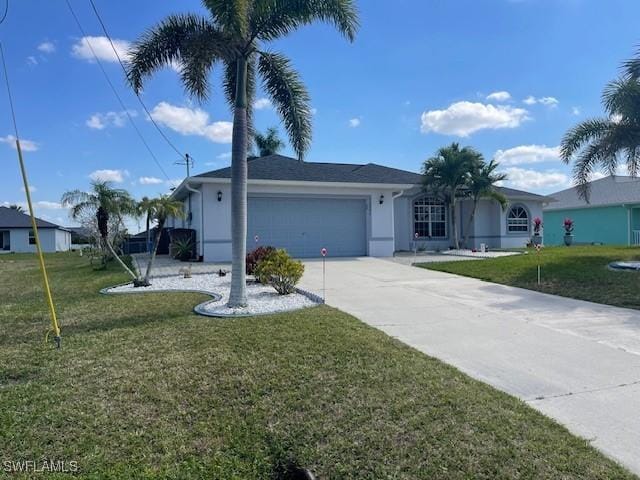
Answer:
507, 205, 529, 233
414, 196, 447, 238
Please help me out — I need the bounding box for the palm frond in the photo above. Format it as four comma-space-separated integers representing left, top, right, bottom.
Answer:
258, 51, 311, 159
623, 50, 640, 79
560, 118, 612, 162
202, 0, 249, 37
250, 0, 359, 42
127, 14, 227, 93
602, 77, 640, 118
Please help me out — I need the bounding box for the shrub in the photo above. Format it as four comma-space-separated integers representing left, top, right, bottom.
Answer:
246, 245, 276, 276
254, 249, 304, 295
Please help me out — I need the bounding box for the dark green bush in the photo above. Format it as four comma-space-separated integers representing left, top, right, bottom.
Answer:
254, 249, 304, 295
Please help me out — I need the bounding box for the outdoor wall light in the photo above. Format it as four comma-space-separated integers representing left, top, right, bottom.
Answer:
217, 191, 223, 202
379, 194, 384, 205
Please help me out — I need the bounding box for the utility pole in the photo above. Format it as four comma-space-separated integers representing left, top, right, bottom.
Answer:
175, 153, 194, 226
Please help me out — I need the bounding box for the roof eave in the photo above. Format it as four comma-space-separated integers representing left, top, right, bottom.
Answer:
178, 177, 417, 192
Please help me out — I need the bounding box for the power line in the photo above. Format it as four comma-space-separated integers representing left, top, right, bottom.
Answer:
64, 0, 170, 180
88, 0, 189, 164
0, 0, 8, 26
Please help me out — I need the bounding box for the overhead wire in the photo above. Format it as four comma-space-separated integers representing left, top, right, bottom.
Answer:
0, 0, 8, 26
64, 0, 170, 180
88, 0, 191, 165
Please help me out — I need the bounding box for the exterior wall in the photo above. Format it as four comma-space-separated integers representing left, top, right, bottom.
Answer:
55, 229, 71, 251
499, 200, 543, 249
0, 228, 59, 253
395, 193, 544, 251
194, 182, 399, 261
544, 206, 629, 245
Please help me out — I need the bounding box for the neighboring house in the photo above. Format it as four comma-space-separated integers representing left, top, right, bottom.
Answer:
545, 175, 640, 246
0, 206, 71, 253
169, 154, 549, 261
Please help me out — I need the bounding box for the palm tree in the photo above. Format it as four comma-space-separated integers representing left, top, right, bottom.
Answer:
254, 127, 285, 156
8, 204, 24, 213
463, 159, 508, 248
128, 0, 358, 307
137, 195, 185, 286
422, 143, 481, 249
561, 72, 640, 199
61, 181, 137, 279
137, 196, 155, 253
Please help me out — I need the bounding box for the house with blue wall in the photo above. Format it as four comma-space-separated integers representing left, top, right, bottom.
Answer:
544, 176, 640, 246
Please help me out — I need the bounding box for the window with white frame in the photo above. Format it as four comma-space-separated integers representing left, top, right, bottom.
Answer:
414, 196, 447, 238
28, 229, 36, 245
507, 205, 529, 233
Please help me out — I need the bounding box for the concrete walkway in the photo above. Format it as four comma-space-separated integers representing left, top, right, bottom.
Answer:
298, 257, 640, 474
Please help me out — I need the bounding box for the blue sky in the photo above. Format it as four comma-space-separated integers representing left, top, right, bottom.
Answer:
1, 0, 640, 228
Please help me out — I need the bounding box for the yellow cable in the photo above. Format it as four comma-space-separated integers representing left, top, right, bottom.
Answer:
15, 140, 61, 346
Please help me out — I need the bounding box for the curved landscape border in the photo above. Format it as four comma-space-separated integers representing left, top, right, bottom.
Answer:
100, 281, 323, 319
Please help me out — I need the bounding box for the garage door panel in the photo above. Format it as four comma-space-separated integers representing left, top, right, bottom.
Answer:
248, 197, 367, 258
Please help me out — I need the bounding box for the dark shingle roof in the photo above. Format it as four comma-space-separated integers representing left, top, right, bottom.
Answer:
495, 186, 551, 202
195, 154, 423, 185
0, 206, 62, 229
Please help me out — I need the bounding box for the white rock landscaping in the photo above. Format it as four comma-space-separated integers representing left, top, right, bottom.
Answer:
104, 273, 320, 317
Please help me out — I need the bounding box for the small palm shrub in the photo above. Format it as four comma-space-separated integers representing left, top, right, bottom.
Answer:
254, 249, 304, 295
246, 245, 276, 277
172, 238, 194, 261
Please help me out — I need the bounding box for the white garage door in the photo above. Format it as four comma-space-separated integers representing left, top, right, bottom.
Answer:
248, 197, 367, 258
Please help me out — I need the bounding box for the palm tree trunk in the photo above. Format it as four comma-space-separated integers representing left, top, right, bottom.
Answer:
228, 57, 249, 307
143, 219, 164, 285
104, 235, 137, 279
464, 198, 479, 248
146, 214, 151, 253
451, 197, 459, 249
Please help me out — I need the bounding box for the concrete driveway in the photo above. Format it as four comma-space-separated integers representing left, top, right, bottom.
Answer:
299, 257, 640, 474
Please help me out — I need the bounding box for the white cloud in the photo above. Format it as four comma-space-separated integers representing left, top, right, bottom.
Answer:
166, 179, 182, 188
38, 41, 56, 54
571, 106, 581, 116
89, 169, 128, 183
2, 200, 64, 211
494, 145, 560, 166
523, 95, 559, 107
26, 56, 38, 66
86, 110, 136, 130
21, 185, 37, 193
217, 152, 232, 160
71, 36, 131, 63
486, 91, 511, 102
311, 107, 318, 115
0, 135, 39, 152
349, 117, 361, 128
502, 167, 570, 191
139, 176, 164, 185
149, 102, 232, 143
420, 101, 529, 137
253, 98, 272, 110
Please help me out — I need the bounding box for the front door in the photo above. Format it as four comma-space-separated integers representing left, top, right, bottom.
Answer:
0, 231, 10, 251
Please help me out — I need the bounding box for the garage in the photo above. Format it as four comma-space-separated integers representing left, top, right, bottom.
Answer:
248, 197, 367, 258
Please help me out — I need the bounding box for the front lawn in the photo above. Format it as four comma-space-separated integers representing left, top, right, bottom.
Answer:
0, 253, 634, 479
421, 245, 640, 310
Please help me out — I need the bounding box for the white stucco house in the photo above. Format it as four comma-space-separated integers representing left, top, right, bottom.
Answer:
169, 155, 549, 261
0, 206, 71, 253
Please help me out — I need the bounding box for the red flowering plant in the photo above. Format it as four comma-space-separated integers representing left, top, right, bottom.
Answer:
532, 217, 543, 235
563, 218, 574, 234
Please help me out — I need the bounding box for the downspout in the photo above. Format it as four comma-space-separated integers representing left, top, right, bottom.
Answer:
185, 182, 204, 260
391, 191, 404, 255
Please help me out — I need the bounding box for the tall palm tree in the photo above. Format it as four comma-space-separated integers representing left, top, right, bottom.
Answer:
463, 159, 508, 248
561, 73, 640, 199
61, 181, 137, 279
422, 143, 480, 249
128, 0, 358, 307
137, 195, 185, 286
254, 127, 285, 156
137, 196, 155, 253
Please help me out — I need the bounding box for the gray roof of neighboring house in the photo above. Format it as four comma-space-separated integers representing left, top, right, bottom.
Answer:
0, 206, 64, 229
193, 154, 549, 201
195, 154, 424, 185
545, 175, 640, 211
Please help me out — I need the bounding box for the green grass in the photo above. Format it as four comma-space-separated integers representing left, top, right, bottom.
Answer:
421, 245, 640, 310
0, 253, 635, 479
